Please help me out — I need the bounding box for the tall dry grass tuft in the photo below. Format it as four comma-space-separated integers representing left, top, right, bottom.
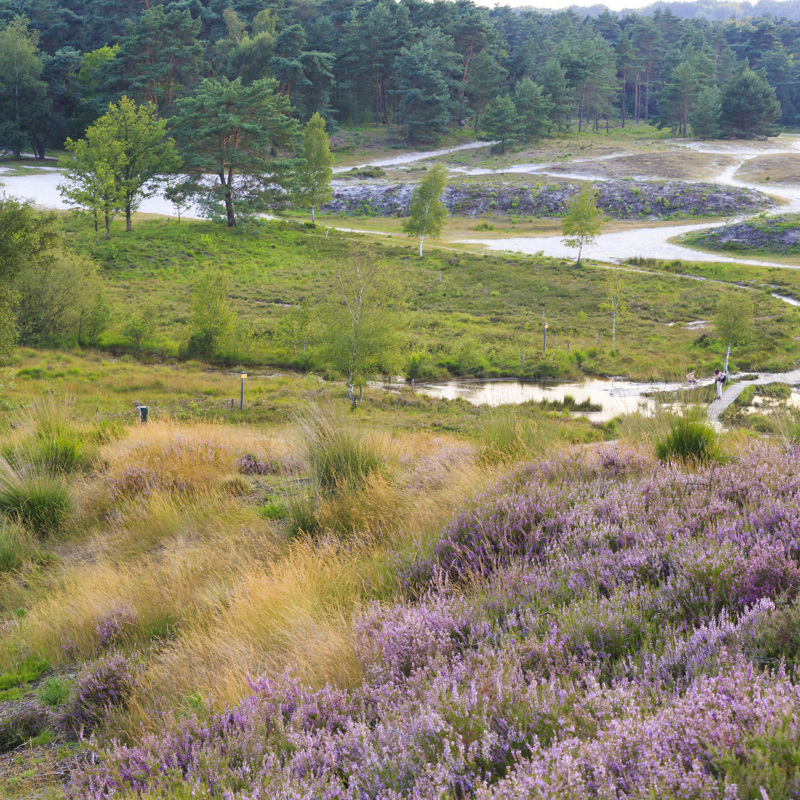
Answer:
101, 419, 295, 498
3, 394, 92, 475
477, 406, 555, 465
126, 534, 366, 734
1, 499, 283, 668
0, 456, 72, 537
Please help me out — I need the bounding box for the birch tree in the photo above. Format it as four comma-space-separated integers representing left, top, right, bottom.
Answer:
402, 164, 447, 258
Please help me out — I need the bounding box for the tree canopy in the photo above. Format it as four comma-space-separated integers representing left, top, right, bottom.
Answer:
5, 0, 800, 155
169, 77, 298, 227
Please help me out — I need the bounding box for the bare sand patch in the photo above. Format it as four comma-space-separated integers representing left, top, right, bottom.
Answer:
542, 152, 737, 181
735, 154, 800, 185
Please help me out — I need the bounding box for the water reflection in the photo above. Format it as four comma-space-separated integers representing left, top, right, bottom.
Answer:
414, 378, 709, 422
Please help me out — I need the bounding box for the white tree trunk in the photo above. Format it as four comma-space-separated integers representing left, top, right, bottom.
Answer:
612, 311, 616, 353
724, 341, 731, 374
419, 234, 424, 258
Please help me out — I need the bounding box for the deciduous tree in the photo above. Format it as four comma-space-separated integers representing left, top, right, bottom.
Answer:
402, 164, 448, 258
561, 183, 603, 267
59, 96, 179, 233
714, 292, 753, 373
296, 112, 333, 224
320, 245, 405, 393
0, 16, 48, 158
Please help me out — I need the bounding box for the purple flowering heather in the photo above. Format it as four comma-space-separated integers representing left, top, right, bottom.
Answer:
95, 603, 138, 650
62, 653, 140, 735
69, 444, 800, 799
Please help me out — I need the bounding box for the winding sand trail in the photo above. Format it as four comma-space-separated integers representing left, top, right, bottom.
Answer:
458, 134, 800, 266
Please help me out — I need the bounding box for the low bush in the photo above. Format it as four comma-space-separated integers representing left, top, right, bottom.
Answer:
61, 653, 139, 735
38, 677, 71, 708
0, 704, 53, 752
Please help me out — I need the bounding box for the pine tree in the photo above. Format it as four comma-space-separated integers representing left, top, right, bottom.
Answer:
720, 67, 781, 138
514, 78, 553, 142
481, 95, 521, 153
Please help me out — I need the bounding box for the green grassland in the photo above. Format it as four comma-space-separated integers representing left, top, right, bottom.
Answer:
59, 214, 800, 381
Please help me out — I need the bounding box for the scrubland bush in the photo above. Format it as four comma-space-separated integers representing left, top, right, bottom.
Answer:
0, 704, 52, 751
62, 653, 139, 735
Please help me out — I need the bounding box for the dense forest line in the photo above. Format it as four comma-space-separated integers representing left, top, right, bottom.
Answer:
1, 0, 798, 160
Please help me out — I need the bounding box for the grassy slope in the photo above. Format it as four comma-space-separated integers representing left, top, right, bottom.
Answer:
61, 214, 800, 380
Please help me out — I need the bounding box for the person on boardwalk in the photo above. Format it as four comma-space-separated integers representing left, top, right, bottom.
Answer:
713, 369, 726, 401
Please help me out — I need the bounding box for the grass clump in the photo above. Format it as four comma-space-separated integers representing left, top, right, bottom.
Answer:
3, 396, 92, 475
478, 407, 553, 465
297, 404, 388, 494
0, 458, 71, 537
0, 521, 38, 572
655, 411, 720, 464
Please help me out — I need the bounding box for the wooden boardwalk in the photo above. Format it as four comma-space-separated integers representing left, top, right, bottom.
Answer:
707, 369, 800, 424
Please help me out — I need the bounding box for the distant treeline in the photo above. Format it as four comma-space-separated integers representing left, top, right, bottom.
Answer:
3, 0, 800, 156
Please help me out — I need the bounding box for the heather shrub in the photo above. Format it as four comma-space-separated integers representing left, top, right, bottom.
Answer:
0, 458, 71, 537
62, 653, 139, 734
95, 604, 138, 650
655, 411, 720, 464
717, 727, 800, 800
236, 453, 282, 475
0, 704, 53, 752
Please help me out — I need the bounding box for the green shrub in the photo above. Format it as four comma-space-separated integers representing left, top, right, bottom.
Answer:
760, 383, 792, 400
38, 676, 71, 708
655, 413, 720, 464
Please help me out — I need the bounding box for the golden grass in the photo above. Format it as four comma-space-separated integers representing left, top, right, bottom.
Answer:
130, 534, 367, 729
2, 505, 282, 666
0, 401, 500, 736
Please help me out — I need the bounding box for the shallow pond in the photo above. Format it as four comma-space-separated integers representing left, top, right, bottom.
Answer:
412, 377, 711, 422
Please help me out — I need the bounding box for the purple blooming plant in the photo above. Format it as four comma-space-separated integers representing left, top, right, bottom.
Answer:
95, 603, 138, 650
61, 653, 140, 736
67, 444, 800, 799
